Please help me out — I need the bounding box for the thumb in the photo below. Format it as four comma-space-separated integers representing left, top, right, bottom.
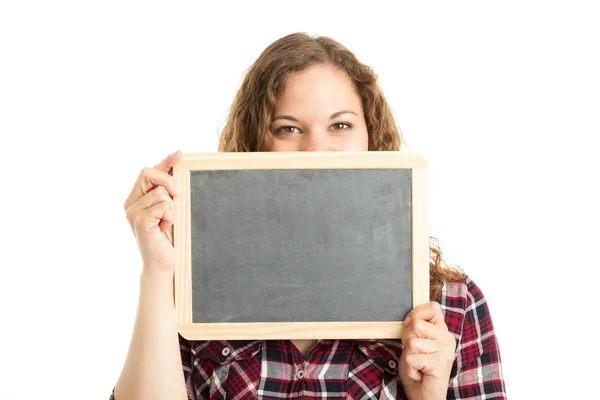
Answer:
155, 150, 183, 175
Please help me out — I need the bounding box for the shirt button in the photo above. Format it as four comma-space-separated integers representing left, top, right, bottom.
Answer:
296, 369, 305, 379
388, 359, 397, 370
221, 347, 231, 356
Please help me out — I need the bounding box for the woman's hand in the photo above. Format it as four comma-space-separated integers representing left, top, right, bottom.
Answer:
399, 301, 456, 400
124, 150, 182, 273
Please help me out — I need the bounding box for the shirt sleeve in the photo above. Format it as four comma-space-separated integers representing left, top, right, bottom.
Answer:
109, 333, 196, 400
447, 277, 507, 399
180, 333, 197, 400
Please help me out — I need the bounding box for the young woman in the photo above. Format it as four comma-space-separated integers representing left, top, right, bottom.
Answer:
112, 33, 506, 400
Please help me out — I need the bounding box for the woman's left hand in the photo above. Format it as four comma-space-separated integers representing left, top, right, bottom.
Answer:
398, 301, 456, 400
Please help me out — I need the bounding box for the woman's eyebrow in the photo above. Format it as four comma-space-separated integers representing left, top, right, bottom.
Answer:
272, 115, 299, 122
329, 110, 357, 119
272, 110, 358, 122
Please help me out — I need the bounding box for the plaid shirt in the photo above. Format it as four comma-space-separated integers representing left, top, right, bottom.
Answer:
110, 276, 506, 399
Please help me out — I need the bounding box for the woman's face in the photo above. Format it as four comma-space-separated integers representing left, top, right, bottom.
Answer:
268, 64, 369, 152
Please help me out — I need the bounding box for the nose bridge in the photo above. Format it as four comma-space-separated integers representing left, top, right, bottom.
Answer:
300, 126, 338, 151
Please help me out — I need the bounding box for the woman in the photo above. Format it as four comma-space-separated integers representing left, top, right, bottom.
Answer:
112, 33, 506, 400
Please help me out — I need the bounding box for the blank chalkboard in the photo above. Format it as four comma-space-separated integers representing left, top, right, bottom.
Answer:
174, 152, 429, 340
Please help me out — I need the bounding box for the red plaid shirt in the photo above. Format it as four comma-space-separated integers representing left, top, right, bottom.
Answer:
111, 276, 506, 399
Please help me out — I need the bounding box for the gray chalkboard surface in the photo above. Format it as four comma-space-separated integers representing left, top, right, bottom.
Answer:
190, 169, 412, 323
173, 152, 429, 340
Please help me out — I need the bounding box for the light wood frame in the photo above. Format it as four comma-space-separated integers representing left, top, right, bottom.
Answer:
173, 151, 429, 340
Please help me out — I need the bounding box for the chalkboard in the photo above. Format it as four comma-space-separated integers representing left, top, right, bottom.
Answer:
173, 152, 429, 340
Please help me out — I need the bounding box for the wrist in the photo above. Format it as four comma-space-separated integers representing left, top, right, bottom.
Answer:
140, 268, 174, 284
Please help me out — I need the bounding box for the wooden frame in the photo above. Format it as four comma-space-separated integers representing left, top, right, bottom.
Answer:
173, 151, 429, 340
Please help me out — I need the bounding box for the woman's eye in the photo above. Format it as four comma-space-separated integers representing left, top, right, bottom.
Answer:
275, 126, 300, 135
330, 122, 352, 131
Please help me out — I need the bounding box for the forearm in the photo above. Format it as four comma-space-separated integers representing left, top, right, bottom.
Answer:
113, 270, 187, 400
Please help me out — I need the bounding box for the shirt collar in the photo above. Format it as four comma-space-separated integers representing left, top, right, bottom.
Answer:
190, 338, 403, 374
191, 340, 263, 365
355, 339, 403, 375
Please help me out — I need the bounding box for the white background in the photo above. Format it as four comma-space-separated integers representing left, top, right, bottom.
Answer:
1, 1, 599, 399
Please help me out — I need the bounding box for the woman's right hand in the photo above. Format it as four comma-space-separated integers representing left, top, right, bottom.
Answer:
124, 150, 183, 273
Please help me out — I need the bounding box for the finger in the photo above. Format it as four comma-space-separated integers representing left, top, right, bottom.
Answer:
404, 301, 445, 328
402, 337, 439, 356
157, 194, 176, 233
135, 200, 174, 234
154, 150, 183, 174
403, 318, 447, 342
126, 186, 173, 226
404, 353, 445, 380
136, 185, 173, 210
124, 168, 179, 210
159, 217, 174, 234
164, 223, 175, 246
139, 168, 179, 197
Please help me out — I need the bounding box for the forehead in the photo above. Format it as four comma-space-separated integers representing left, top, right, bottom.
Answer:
275, 64, 363, 115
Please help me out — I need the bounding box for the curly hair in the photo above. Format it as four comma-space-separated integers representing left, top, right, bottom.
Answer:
218, 32, 464, 301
